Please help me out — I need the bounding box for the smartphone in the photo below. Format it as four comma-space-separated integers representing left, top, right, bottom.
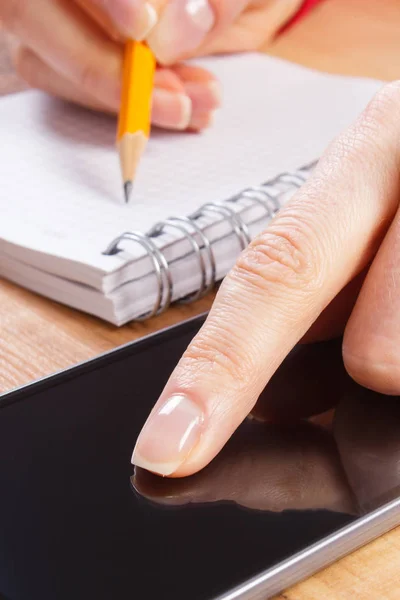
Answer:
1, 313, 400, 600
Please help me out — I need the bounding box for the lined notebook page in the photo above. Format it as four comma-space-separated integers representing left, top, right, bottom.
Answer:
0, 53, 382, 282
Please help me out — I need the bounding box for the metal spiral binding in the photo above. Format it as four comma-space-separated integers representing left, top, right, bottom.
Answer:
103, 231, 172, 319
191, 202, 251, 249
147, 216, 216, 304
102, 162, 316, 319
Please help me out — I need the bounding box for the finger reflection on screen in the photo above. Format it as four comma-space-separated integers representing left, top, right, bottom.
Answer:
132, 341, 400, 518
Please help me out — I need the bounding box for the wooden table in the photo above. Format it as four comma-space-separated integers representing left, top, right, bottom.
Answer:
2, 1, 400, 597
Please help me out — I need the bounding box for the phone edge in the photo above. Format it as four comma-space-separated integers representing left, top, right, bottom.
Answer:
0, 311, 208, 408
216, 495, 400, 600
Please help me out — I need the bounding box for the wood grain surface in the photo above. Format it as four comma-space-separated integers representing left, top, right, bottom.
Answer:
2, 2, 400, 597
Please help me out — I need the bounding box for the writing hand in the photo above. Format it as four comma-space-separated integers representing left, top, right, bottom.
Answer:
0, 1, 301, 130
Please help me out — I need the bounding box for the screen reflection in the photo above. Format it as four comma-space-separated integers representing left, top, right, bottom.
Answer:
133, 341, 400, 519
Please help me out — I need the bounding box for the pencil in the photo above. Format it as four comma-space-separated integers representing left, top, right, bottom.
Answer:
117, 40, 156, 203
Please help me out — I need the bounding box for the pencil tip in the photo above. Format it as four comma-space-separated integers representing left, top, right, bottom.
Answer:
124, 181, 133, 204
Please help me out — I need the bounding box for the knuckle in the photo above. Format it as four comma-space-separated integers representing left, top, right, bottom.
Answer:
1, 0, 27, 31
343, 337, 400, 395
232, 220, 323, 295
182, 329, 255, 389
322, 81, 400, 191
364, 81, 400, 126
350, 82, 400, 165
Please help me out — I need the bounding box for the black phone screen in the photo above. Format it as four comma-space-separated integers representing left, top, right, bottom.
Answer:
0, 315, 399, 600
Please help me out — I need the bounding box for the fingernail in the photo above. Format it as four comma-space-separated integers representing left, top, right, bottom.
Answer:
132, 394, 204, 476
147, 0, 215, 65
135, 3, 158, 39
152, 89, 192, 129
188, 110, 216, 131
109, 1, 158, 41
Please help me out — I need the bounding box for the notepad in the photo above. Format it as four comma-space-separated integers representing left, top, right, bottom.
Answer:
0, 53, 382, 325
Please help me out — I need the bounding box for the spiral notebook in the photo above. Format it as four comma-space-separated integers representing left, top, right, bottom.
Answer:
0, 53, 382, 325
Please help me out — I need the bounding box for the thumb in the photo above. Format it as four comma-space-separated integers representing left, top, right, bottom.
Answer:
145, 0, 303, 65
132, 82, 400, 478
89, 0, 299, 65
145, 0, 251, 65
87, 0, 230, 63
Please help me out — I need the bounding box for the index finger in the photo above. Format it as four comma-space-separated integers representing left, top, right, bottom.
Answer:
132, 82, 400, 477
133, 420, 354, 514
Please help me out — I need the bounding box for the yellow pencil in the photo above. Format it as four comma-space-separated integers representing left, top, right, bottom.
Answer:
117, 40, 156, 203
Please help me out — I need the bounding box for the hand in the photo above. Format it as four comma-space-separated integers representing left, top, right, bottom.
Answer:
0, 0, 301, 130
133, 342, 400, 513
131, 80, 400, 477
133, 419, 356, 515
133, 345, 400, 514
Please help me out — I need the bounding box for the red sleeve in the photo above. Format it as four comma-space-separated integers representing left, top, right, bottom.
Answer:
279, 0, 326, 34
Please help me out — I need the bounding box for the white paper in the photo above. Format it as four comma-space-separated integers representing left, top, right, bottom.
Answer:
0, 53, 382, 289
